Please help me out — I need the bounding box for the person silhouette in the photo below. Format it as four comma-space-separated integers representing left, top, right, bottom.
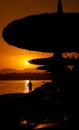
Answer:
27, 80, 32, 93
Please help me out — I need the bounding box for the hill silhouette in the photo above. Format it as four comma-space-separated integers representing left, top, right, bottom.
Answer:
0, 71, 52, 80
0, 68, 44, 74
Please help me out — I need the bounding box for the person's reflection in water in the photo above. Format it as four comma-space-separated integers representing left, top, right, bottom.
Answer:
27, 80, 32, 93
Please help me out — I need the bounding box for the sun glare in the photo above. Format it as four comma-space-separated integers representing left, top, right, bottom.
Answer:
25, 60, 30, 65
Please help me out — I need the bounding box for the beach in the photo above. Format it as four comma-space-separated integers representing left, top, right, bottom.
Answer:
0, 81, 78, 130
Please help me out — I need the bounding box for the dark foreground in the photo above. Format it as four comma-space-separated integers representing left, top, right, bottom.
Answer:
0, 82, 79, 130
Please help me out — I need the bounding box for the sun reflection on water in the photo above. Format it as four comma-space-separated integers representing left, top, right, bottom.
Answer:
24, 80, 30, 93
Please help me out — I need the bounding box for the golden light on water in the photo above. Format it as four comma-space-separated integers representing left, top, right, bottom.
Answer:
24, 80, 30, 93
25, 80, 30, 85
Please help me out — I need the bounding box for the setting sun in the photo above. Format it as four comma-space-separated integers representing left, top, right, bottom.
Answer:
25, 60, 30, 65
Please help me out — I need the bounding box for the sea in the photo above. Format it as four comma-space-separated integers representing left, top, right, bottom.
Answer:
0, 80, 51, 95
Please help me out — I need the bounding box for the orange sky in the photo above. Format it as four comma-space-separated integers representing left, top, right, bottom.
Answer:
0, 0, 79, 70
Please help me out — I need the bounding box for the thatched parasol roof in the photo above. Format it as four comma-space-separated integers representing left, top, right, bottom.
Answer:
2, 0, 79, 53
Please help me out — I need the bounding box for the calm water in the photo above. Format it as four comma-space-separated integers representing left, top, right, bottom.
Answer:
0, 80, 51, 95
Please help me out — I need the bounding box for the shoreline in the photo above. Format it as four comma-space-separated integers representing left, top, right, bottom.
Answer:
0, 82, 78, 129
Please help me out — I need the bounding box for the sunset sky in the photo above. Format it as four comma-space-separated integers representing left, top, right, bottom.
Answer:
0, 0, 79, 70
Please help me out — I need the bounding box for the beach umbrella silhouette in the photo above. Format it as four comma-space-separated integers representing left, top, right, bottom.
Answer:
2, 0, 79, 53
2, 13, 79, 53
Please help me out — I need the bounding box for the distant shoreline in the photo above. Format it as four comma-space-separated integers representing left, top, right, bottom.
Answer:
0, 72, 52, 80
